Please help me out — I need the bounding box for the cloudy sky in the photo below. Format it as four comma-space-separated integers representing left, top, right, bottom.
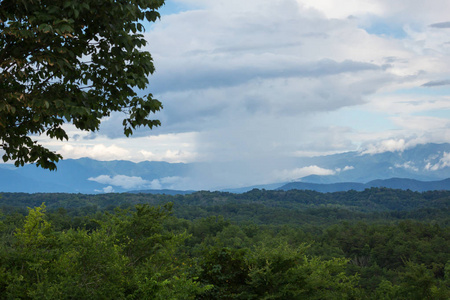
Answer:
37, 0, 450, 189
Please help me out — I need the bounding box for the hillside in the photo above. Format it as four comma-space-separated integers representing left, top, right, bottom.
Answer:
1, 143, 449, 193
278, 177, 450, 193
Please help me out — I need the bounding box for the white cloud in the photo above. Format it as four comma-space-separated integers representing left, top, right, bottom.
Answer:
149, 179, 162, 190
425, 152, 450, 170
394, 161, 419, 172
337, 166, 355, 172
88, 175, 151, 189
94, 186, 115, 193
300, 0, 450, 24
362, 139, 408, 154
160, 176, 183, 184
300, 0, 384, 19
38, 131, 199, 163
358, 129, 450, 156
145, 176, 189, 190
366, 95, 450, 115
103, 186, 115, 193
274, 165, 336, 181
59, 144, 131, 161
87, 174, 189, 190
391, 116, 450, 131
140, 149, 197, 163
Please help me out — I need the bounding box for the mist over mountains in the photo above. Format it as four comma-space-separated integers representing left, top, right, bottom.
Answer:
1, 143, 449, 194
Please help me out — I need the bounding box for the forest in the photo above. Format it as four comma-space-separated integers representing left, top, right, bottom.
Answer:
0, 188, 449, 299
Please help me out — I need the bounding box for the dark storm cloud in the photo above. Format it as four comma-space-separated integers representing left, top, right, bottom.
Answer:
422, 80, 450, 87
151, 59, 382, 93
429, 21, 450, 28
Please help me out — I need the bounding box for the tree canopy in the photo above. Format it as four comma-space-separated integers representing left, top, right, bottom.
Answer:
0, 193, 449, 299
0, 0, 164, 170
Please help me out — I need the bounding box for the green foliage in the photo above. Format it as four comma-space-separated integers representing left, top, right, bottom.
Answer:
107, 203, 174, 264
245, 242, 309, 299
196, 246, 249, 299
15, 203, 52, 247
0, 0, 164, 169
0, 190, 449, 299
53, 228, 129, 299
245, 242, 361, 299
194, 242, 361, 299
5, 204, 59, 298
0, 202, 209, 299
2, 188, 449, 227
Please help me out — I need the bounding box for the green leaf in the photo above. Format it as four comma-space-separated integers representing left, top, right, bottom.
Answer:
0, 0, 165, 169
38, 24, 53, 33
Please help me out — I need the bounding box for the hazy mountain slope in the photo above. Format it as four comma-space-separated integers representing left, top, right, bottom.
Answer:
1, 143, 449, 193
367, 178, 450, 192
278, 182, 366, 193
295, 143, 450, 183
278, 178, 450, 193
0, 158, 191, 193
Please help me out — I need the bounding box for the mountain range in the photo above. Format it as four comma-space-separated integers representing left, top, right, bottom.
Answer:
277, 177, 450, 193
1, 143, 449, 193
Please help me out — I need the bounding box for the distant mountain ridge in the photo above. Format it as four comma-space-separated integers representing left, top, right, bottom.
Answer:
292, 143, 450, 183
127, 189, 195, 195
278, 178, 450, 193
0, 158, 191, 193
0, 143, 449, 193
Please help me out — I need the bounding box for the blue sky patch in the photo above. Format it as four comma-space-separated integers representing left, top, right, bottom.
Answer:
326, 108, 396, 133
413, 109, 450, 119
393, 87, 450, 96
361, 19, 407, 39
158, 1, 195, 16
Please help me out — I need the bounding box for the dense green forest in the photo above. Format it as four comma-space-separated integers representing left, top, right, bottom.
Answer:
0, 188, 449, 299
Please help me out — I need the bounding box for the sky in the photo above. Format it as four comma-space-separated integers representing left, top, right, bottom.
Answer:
27, 0, 450, 189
